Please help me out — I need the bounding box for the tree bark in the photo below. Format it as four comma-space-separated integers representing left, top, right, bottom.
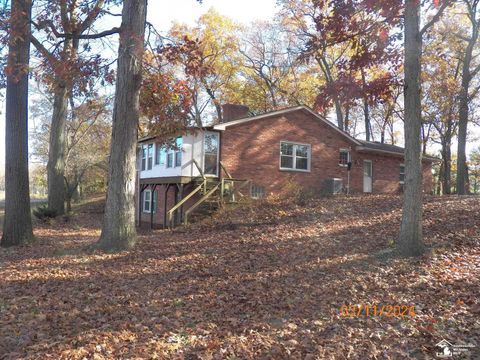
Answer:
361, 69, 371, 141
1, 0, 35, 247
96, 0, 147, 251
397, 0, 425, 257
47, 84, 69, 215
457, 85, 471, 195
441, 136, 452, 195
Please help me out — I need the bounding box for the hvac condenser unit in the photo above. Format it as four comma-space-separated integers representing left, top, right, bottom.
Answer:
322, 178, 343, 195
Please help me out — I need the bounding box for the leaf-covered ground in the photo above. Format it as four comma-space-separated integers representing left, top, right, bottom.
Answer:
0, 195, 479, 359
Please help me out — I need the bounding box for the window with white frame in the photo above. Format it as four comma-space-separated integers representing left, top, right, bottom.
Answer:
204, 132, 219, 175
166, 152, 174, 168
142, 144, 154, 170
339, 149, 350, 167
155, 145, 165, 166
143, 190, 157, 213
280, 142, 311, 171
175, 137, 183, 167
141, 146, 147, 171
399, 164, 405, 184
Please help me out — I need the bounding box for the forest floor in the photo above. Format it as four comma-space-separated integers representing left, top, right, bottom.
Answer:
0, 194, 479, 359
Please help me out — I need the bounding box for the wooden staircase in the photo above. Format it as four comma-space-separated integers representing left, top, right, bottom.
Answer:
166, 162, 250, 228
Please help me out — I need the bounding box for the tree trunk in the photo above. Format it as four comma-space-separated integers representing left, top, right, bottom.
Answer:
364, 97, 370, 141
47, 84, 68, 215
457, 4, 478, 195
334, 98, 344, 130
397, 0, 424, 257
441, 137, 452, 195
1, 0, 35, 247
96, 0, 147, 251
361, 69, 371, 141
457, 82, 470, 195
344, 105, 350, 132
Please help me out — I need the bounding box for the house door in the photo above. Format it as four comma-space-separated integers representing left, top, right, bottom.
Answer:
204, 132, 219, 176
363, 160, 373, 193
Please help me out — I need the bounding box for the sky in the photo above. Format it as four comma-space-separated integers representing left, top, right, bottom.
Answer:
0, 0, 278, 166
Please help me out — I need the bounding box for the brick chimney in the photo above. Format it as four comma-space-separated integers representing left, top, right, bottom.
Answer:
221, 104, 250, 123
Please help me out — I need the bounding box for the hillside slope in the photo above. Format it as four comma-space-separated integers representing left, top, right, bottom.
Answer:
0, 195, 479, 359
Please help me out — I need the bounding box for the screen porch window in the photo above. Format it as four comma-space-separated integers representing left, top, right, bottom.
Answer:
166, 152, 174, 168
339, 149, 350, 167
204, 133, 219, 176
400, 164, 405, 184
280, 142, 310, 171
155, 146, 165, 166
141, 146, 147, 171
175, 137, 183, 167
143, 190, 157, 213
146, 144, 154, 170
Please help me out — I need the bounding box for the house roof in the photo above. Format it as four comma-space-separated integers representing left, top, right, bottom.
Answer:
213, 105, 439, 162
213, 105, 362, 145
357, 140, 439, 162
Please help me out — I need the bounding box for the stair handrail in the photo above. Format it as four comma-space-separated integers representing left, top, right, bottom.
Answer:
219, 161, 233, 179
184, 182, 221, 225
193, 159, 206, 180
222, 178, 250, 202
167, 179, 206, 228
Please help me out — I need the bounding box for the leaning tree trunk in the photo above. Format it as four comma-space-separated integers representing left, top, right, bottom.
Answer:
1, 0, 34, 247
397, 0, 425, 257
96, 0, 147, 251
47, 83, 69, 215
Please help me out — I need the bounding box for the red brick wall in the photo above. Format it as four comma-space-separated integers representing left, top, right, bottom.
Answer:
136, 182, 199, 227
220, 109, 434, 196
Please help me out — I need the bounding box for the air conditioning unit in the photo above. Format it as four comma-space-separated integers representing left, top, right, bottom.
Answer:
322, 178, 343, 195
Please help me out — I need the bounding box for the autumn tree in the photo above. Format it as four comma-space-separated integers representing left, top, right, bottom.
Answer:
166, 9, 241, 123
422, 14, 463, 194
140, 52, 193, 140
238, 21, 295, 111
1, 0, 35, 247
283, 0, 402, 132
96, 0, 147, 251
31, 0, 118, 216
31, 93, 112, 211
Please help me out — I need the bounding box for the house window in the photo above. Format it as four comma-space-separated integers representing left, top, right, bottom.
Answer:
143, 190, 157, 213
339, 149, 350, 167
280, 142, 311, 171
166, 152, 174, 168
146, 144, 153, 170
400, 164, 405, 184
155, 146, 165, 166
141, 146, 147, 171
204, 132, 219, 176
175, 137, 183, 167
251, 185, 265, 199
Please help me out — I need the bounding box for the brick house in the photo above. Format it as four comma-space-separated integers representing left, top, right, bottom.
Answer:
136, 105, 436, 228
